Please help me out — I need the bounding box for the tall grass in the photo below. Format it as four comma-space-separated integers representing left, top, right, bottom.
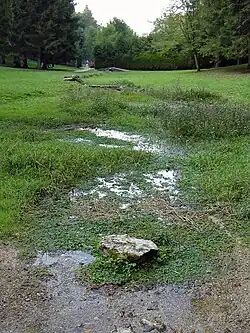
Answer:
62, 86, 127, 120
156, 101, 250, 139
142, 85, 223, 102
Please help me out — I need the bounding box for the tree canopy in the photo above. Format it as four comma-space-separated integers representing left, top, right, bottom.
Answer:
0, 0, 249, 70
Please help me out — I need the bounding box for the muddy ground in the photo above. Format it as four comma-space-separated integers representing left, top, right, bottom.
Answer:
1, 128, 249, 332
1, 245, 249, 333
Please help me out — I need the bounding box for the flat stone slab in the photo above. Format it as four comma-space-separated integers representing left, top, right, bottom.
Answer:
100, 234, 159, 261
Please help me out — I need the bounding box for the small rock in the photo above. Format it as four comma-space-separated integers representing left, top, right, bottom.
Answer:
141, 318, 166, 332
117, 328, 133, 333
100, 234, 158, 261
147, 301, 159, 311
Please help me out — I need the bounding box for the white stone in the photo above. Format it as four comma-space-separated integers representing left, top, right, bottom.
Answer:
100, 235, 158, 261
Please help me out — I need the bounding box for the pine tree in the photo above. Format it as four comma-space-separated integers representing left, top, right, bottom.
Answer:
36, 0, 77, 69
0, 0, 13, 64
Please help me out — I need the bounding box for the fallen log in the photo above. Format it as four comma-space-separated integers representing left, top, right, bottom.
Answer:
88, 84, 123, 91
63, 75, 83, 82
63, 77, 124, 90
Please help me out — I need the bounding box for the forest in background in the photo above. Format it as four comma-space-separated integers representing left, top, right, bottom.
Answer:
0, 0, 250, 70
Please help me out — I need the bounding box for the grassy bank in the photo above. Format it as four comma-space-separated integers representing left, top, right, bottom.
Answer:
0, 65, 249, 285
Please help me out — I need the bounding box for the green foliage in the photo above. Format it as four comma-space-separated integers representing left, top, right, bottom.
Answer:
2, 0, 77, 68
75, 6, 98, 66
94, 18, 135, 68
109, 79, 140, 88
146, 85, 222, 102
0, 0, 13, 63
80, 256, 137, 285
76, 215, 238, 285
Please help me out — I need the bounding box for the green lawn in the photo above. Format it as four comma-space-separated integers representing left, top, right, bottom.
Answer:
87, 68, 250, 104
0, 65, 249, 284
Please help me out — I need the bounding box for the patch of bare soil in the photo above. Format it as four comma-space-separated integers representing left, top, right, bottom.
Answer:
192, 247, 250, 333
0, 246, 48, 333
1, 244, 249, 333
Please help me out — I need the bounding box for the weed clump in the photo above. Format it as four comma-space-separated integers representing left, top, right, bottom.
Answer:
146, 85, 223, 102
148, 102, 250, 139
109, 79, 140, 89
62, 86, 128, 122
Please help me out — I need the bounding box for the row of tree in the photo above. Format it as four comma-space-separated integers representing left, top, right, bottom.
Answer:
0, 1, 249, 70
92, 0, 250, 70
0, 0, 77, 69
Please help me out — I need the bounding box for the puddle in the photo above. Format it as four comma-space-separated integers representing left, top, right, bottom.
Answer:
69, 169, 179, 208
69, 174, 144, 201
1, 245, 249, 333
34, 250, 94, 269
120, 203, 131, 210
32, 249, 203, 332
33, 250, 94, 297
64, 138, 92, 144
144, 170, 177, 190
99, 143, 123, 149
144, 170, 179, 200
77, 127, 166, 153
63, 137, 127, 149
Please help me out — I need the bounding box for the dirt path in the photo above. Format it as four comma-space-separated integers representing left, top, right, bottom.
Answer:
1, 245, 249, 333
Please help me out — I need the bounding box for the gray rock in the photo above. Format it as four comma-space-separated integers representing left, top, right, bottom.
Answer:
147, 301, 159, 311
140, 318, 166, 332
100, 235, 158, 261
116, 328, 133, 333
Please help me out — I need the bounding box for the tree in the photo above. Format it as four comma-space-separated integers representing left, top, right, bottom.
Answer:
75, 5, 98, 66
171, 0, 202, 71
230, 0, 250, 68
152, 13, 191, 66
198, 1, 236, 66
94, 18, 135, 67
35, 0, 77, 69
5, 0, 77, 69
0, 0, 13, 64
11, 0, 39, 68
84, 25, 98, 60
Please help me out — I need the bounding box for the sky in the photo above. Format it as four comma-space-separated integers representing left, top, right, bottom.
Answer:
75, 0, 172, 35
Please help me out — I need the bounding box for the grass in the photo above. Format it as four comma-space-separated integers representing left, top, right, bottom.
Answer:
0, 64, 249, 286
86, 67, 250, 104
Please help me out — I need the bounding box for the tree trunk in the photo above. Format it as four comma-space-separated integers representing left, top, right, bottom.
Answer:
2, 55, 6, 64
248, 35, 250, 69
23, 57, 28, 69
194, 53, 200, 72
214, 55, 221, 68
41, 53, 48, 70
13, 56, 21, 68
42, 61, 48, 70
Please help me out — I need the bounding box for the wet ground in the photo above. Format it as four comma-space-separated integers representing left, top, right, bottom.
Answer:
1, 127, 249, 332
1, 245, 249, 333
59, 126, 183, 155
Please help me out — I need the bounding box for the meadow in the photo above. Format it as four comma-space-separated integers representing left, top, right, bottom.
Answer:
0, 65, 249, 284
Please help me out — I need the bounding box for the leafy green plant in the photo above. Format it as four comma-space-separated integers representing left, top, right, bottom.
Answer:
80, 256, 137, 285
